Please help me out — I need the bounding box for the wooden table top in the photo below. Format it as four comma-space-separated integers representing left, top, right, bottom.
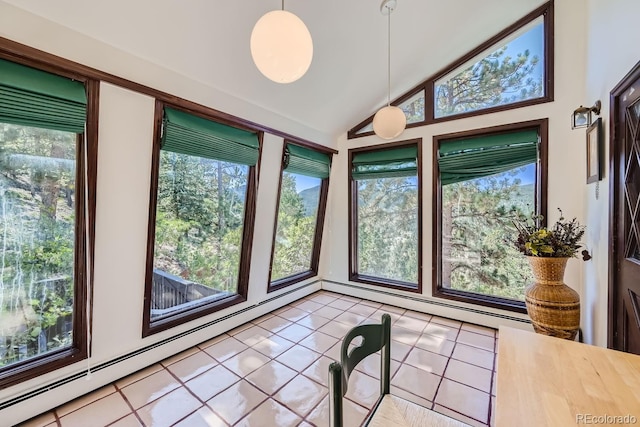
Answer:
368, 395, 468, 427
497, 326, 640, 427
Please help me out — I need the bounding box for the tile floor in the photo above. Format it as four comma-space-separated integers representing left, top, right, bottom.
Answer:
20, 291, 499, 427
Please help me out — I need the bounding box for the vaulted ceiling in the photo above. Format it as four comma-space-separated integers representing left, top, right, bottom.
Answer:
3, 0, 547, 140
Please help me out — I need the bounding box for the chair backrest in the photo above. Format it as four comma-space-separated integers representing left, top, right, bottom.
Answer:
328, 314, 391, 427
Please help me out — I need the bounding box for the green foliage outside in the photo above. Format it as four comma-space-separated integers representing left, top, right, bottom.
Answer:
0, 123, 76, 368
153, 152, 248, 296
442, 169, 534, 300
271, 173, 320, 281
357, 177, 418, 284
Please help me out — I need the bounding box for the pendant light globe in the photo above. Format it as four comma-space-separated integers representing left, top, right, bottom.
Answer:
373, 105, 406, 139
251, 10, 313, 84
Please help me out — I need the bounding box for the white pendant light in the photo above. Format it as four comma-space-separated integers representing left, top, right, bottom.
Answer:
250, 1, 313, 84
373, 0, 406, 140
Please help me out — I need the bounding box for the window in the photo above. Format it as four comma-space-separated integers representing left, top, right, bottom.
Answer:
348, 2, 553, 138
269, 143, 331, 290
433, 121, 547, 311
0, 58, 96, 387
144, 105, 260, 335
349, 141, 422, 292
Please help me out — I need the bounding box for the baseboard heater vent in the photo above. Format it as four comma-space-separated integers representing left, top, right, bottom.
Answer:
322, 279, 531, 323
0, 280, 318, 411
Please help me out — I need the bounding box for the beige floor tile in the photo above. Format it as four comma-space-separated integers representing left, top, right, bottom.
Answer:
295, 313, 331, 330
197, 334, 228, 350
391, 325, 421, 346
279, 307, 309, 322
391, 363, 441, 401
348, 303, 378, 317
185, 364, 240, 401
256, 315, 293, 333
59, 392, 131, 427
344, 370, 379, 408
334, 311, 368, 327
390, 340, 413, 362
166, 351, 217, 382
404, 347, 449, 375
324, 342, 342, 361
57, 384, 117, 416
298, 421, 314, 427
227, 322, 254, 336
457, 330, 495, 352
206, 380, 268, 425
294, 299, 324, 313
415, 332, 456, 357
359, 299, 383, 309
394, 315, 429, 333
136, 387, 201, 427
161, 346, 201, 366
327, 298, 357, 311
379, 304, 406, 314
307, 294, 339, 305
434, 378, 490, 423
203, 336, 248, 362
252, 334, 295, 358
317, 320, 353, 339
173, 406, 225, 427
338, 295, 361, 303
246, 360, 297, 394
389, 385, 433, 409
461, 323, 496, 337
120, 369, 180, 409
306, 396, 368, 427
17, 412, 57, 427
276, 345, 321, 372
236, 398, 301, 427
275, 323, 314, 343
313, 305, 344, 320
222, 348, 271, 377
251, 313, 275, 323
423, 323, 460, 341
445, 359, 492, 393
430, 316, 463, 328
232, 325, 273, 347
371, 310, 403, 324
433, 404, 487, 427
115, 364, 164, 389
299, 331, 339, 354
273, 375, 327, 417
109, 414, 143, 427
301, 355, 335, 386
403, 310, 433, 322
354, 352, 401, 380
452, 342, 495, 370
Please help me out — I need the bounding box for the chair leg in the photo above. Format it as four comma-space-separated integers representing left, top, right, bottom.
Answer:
328, 362, 344, 427
381, 314, 391, 395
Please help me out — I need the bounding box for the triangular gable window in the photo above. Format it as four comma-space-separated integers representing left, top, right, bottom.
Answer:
348, 1, 552, 139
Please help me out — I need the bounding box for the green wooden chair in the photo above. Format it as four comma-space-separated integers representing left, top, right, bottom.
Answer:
328, 314, 391, 427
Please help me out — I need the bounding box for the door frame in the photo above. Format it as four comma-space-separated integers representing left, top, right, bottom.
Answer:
608, 60, 640, 348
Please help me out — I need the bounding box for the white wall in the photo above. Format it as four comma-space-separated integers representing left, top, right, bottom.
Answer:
321, 0, 590, 333
582, 0, 640, 348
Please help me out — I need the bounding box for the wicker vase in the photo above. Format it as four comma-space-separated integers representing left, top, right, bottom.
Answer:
524, 257, 580, 340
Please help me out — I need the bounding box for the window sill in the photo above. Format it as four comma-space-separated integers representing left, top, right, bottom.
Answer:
433, 287, 527, 314
350, 274, 421, 293
268, 270, 317, 293
0, 346, 85, 390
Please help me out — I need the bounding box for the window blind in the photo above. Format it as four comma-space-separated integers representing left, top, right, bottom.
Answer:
284, 143, 331, 179
438, 129, 538, 185
162, 107, 260, 166
352, 145, 418, 180
0, 58, 87, 133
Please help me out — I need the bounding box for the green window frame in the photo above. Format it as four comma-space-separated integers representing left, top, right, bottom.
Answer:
269, 142, 332, 291
349, 141, 422, 292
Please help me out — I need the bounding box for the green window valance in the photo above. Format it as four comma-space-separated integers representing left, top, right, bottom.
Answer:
352, 145, 418, 180
438, 129, 538, 185
0, 58, 87, 133
162, 107, 260, 166
284, 144, 331, 179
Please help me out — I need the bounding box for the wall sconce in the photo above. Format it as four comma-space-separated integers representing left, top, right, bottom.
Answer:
571, 100, 601, 129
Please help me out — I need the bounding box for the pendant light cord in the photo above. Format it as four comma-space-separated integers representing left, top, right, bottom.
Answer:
387, 8, 391, 107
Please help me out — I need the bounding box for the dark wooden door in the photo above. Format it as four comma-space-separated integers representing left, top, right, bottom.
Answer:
610, 62, 640, 354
